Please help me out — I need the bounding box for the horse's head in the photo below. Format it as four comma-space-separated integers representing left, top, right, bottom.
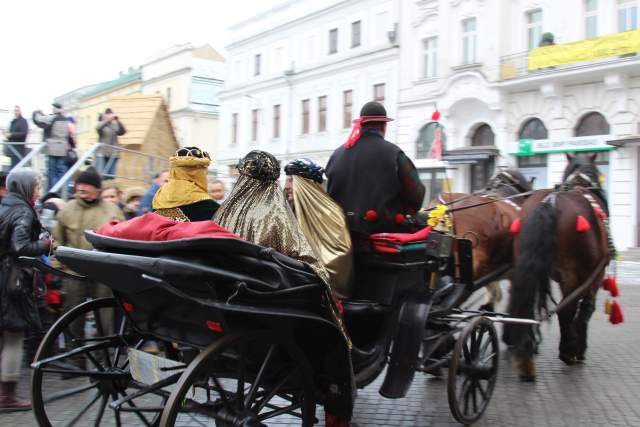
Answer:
486, 168, 533, 195
562, 152, 601, 188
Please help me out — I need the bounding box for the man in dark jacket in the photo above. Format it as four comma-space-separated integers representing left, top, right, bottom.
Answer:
3, 106, 29, 168
326, 101, 425, 236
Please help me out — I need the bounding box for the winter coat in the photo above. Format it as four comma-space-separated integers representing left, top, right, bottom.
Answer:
8, 116, 28, 142
32, 111, 70, 157
53, 198, 124, 254
96, 119, 126, 156
0, 193, 50, 331
4, 115, 29, 157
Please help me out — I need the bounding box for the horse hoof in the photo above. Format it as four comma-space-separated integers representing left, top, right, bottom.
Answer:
559, 353, 577, 365
513, 358, 536, 382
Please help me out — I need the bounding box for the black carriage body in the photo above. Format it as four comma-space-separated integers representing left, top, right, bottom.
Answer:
51, 228, 479, 423
55, 233, 356, 414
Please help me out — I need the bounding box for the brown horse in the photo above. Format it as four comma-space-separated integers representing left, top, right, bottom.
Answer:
508, 152, 610, 381
429, 169, 533, 310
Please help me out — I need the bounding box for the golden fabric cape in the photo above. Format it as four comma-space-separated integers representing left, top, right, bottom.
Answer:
153, 157, 211, 210
292, 176, 353, 297
214, 174, 326, 277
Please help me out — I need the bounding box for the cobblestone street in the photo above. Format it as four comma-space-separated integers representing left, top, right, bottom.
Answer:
2, 261, 639, 427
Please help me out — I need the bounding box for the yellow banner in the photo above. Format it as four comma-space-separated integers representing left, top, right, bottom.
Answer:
528, 29, 640, 70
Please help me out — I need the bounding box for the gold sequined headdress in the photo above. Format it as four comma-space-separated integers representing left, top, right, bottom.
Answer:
153, 147, 212, 211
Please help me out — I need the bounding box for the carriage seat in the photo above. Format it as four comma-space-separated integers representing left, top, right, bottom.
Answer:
82, 231, 320, 293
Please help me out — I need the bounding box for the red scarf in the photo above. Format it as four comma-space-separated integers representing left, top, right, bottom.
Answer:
343, 116, 390, 148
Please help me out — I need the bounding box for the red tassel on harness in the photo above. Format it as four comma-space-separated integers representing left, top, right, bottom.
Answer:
576, 215, 591, 232
609, 300, 624, 324
394, 213, 405, 224
603, 276, 619, 297
364, 210, 378, 221
594, 207, 606, 220
509, 218, 522, 234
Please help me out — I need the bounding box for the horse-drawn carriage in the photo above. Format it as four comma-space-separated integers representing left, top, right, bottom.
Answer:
26, 218, 538, 427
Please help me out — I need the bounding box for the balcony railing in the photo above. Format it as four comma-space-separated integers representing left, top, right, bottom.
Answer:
500, 29, 640, 80
500, 50, 638, 80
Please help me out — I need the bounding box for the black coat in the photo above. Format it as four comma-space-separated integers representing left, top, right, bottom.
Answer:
0, 193, 49, 332
8, 116, 28, 142
326, 130, 421, 234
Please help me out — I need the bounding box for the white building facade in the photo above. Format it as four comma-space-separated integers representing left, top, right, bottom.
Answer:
142, 44, 226, 154
398, 0, 640, 250
219, 0, 640, 250
217, 0, 399, 179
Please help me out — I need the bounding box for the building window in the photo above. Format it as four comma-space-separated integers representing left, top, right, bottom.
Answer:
254, 54, 261, 76
251, 109, 259, 142
526, 9, 543, 50
318, 96, 327, 132
329, 28, 338, 54
416, 122, 447, 159
575, 112, 610, 136
585, 0, 598, 38
422, 36, 438, 78
273, 105, 280, 139
471, 123, 495, 146
301, 99, 310, 134
462, 18, 477, 64
373, 83, 385, 104
351, 21, 361, 48
232, 113, 238, 144
343, 90, 353, 128
519, 118, 548, 140
618, 0, 638, 32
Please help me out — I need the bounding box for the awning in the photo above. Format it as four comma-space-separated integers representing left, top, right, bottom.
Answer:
442, 146, 499, 164
607, 136, 640, 147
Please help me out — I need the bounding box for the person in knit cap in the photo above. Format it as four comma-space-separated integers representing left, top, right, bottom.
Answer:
284, 158, 353, 297
152, 147, 219, 222
53, 167, 124, 350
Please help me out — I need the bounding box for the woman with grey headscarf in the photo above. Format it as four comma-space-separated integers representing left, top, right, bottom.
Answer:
0, 168, 51, 411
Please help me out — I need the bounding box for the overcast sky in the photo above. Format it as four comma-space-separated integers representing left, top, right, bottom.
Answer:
0, 0, 272, 116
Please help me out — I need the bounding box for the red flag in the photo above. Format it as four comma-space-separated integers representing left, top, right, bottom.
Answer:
430, 124, 442, 160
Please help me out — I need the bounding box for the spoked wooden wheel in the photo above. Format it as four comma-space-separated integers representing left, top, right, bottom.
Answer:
160, 332, 316, 427
447, 316, 499, 425
31, 297, 173, 426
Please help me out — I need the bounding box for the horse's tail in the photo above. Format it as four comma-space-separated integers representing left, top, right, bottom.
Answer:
509, 199, 557, 320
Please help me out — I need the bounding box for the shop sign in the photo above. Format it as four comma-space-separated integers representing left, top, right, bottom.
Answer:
514, 136, 613, 156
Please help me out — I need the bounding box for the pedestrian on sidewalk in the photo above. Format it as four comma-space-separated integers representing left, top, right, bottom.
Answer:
52, 168, 123, 350
3, 106, 29, 169
0, 169, 52, 412
32, 103, 72, 191
95, 108, 126, 178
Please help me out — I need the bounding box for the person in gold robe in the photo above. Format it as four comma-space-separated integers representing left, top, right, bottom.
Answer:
152, 147, 219, 222
284, 158, 353, 298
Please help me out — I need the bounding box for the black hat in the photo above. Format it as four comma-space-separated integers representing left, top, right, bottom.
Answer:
76, 167, 102, 189
52, 102, 63, 109
104, 108, 113, 114
359, 101, 394, 123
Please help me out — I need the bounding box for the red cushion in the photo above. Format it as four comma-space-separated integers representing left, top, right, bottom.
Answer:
96, 213, 240, 241
369, 226, 432, 245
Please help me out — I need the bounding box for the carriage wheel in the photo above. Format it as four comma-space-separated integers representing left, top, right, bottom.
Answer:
160, 332, 316, 427
447, 316, 499, 425
31, 297, 171, 426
